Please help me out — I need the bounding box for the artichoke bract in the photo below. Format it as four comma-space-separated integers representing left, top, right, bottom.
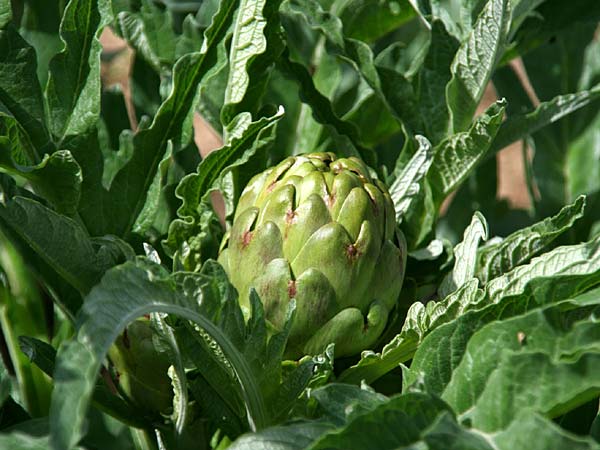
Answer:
218, 152, 407, 358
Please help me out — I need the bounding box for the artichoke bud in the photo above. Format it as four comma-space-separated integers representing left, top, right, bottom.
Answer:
218, 153, 407, 358
109, 318, 173, 413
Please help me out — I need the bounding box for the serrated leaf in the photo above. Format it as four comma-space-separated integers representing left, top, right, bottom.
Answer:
45, 0, 113, 141
389, 135, 433, 224
442, 298, 600, 432
484, 236, 600, 305
428, 100, 505, 203
446, 0, 510, 133
222, 0, 285, 126
407, 283, 600, 398
166, 108, 282, 270
439, 212, 488, 298
81, 0, 240, 237
491, 83, 600, 153
223, 0, 269, 108
477, 195, 586, 283
416, 20, 459, 144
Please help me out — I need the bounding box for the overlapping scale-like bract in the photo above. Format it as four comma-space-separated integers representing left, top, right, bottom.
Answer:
218, 153, 406, 358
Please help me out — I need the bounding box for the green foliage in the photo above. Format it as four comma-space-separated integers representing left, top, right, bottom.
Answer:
0, 0, 599, 448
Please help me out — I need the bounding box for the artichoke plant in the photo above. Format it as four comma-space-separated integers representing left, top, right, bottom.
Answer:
219, 153, 407, 358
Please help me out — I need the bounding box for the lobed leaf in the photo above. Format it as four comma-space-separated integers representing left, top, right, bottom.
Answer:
45, 0, 113, 142
491, 83, 600, 154
438, 211, 488, 298
477, 195, 586, 283
116, 0, 177, 72
446, 0, 510, 133
389, 135, 433, 224
428, 100, 505, 204
483, 236, 600, 305
415, 20, 459, 144
166, 108, 282, 270
442, 298, 600, 432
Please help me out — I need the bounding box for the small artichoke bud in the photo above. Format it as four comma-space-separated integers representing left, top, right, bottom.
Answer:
109, 318, 173, 413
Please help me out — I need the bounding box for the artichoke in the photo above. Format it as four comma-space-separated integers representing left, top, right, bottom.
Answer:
218, 152, 406, 358
109, 319, 173, 413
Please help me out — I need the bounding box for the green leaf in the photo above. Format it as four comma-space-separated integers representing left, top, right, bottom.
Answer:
509, 26, 598, 218
225, 0, 286, 125
477, 195, 586, 283
503, 0, 600, 64
0, 7, 52, 153
82, 0, 241, 237
276, 50, 365, 159
493, 412, 600, 450
428, 100, 505, 204
0, 0, 10, 27
483, 236, 600, 305
407, 281, 600, 398
491, 83, 600, 154
307, 394, 458, 450
309, 383, 388, 426
18, 336, 149, 429
0, 196, 133, 302
149, 315, 187, 436
442, 298, 600, 432
116, 0, 177, 72
229, 421, 334, 450
281, 0, 422, 136
339, 280, 482, 385
166, 108, 282, 271
446, 0, 510, 133
569, 113, 600, 199
45, 0, 113, 141
389, 135, 433, 224
49, 260, 268, 450
222, 0, 270, 124
338, 0, 415, 42
0, 114, 82, 215
416, 20, 459, 144
439, 212, 488, 298
0, 230, 52, 417
0, 434, 64, 450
